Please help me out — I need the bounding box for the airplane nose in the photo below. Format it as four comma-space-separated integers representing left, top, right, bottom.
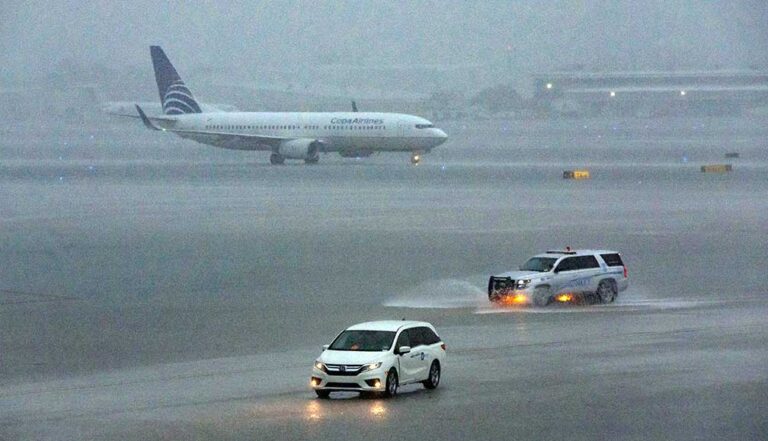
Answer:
433, 129, 448, 145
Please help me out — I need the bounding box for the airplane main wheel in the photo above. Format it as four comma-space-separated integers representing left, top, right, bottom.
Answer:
270, 153, 285, 165
410, 152, 421, 165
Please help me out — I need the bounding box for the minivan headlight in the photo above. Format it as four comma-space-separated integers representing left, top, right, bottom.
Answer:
361, 362, 382, 372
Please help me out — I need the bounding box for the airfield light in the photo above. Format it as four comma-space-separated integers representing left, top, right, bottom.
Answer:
610, 91, 616, 97
546, 83, 553, 89
680, 90, 687, 96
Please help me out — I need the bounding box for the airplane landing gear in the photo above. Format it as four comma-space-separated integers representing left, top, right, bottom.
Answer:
270, 153, 285, 165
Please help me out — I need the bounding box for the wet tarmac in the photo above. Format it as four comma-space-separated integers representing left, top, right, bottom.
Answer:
1, 116, 767, 440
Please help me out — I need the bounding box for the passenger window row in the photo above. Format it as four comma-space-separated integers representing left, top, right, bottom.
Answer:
324, 125, 385, 130
206, 124, 307, 130
204, 124, 384, 131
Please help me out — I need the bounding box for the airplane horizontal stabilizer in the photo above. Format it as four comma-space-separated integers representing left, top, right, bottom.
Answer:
136, 105, 162, 130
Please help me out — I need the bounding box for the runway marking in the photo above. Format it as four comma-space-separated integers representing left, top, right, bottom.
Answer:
0, 289, 81, 305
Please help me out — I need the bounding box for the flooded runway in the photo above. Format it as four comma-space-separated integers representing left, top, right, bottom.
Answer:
1, 117, 767, 440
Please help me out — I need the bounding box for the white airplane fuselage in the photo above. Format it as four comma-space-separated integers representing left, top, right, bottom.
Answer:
167, 111, 447, 153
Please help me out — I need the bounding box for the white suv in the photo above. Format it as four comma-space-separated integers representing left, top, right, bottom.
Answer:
488, 249, 628, 306
310, 321, 446, 398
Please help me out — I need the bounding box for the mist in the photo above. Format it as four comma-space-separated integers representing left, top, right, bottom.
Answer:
3, 1, 768, 91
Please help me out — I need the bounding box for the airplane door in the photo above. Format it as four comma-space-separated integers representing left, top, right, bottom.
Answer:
397, 120, 408, 138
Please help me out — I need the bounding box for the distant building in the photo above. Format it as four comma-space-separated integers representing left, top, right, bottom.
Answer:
533, 70, 768, 116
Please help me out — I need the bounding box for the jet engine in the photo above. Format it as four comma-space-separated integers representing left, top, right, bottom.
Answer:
277, 138, 323, 161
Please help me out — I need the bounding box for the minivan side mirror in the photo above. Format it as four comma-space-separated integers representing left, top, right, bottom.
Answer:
397, 346, 411, 355
322, 344, 329, 351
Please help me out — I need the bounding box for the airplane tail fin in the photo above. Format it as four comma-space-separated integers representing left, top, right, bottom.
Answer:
150, 46, 202, 115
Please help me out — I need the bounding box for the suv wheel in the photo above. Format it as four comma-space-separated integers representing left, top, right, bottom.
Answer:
533, 286, 551, 307
423, 361, 441, 389
384, 369, 399, 398
597, 280, 617, 303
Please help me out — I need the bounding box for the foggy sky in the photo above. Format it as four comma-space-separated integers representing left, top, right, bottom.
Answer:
2, 1, 768, 86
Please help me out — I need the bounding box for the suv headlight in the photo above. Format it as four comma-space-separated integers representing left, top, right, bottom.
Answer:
314, 361, 326, 372
361, 362, 382, 372
516, 279, 531, 289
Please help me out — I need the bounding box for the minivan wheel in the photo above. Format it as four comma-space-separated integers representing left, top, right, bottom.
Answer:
384, 369, 399, 398
423, 361, 441, 389
597, 280, 617, 303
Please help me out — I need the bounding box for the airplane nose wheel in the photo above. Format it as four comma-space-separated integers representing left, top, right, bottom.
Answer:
410, 152, 422, 165
270, 153, 285, 165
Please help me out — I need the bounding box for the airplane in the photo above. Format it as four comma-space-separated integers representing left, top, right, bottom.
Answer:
136, 46, 447, 165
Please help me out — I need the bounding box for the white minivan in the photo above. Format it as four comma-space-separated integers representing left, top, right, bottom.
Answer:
310, 321, 446, 398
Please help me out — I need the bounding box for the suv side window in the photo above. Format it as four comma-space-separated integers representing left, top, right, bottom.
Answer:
555, 257, 578, 272
576, 255, 600, 269
600, 253, 624, 266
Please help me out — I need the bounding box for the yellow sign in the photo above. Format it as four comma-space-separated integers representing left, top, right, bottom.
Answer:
563, 170, 591, 179
700, 164, 732, 173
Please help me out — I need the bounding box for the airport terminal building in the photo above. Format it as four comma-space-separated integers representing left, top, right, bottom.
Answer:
533, 70, 768, 116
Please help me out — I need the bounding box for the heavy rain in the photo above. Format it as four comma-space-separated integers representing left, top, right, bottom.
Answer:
1, 2, 767, 440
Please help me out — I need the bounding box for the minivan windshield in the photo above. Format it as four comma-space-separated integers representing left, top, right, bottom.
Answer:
329, 330, 396, 351
520, 257, 557, 272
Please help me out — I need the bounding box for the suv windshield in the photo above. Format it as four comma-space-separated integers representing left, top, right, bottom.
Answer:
329, 330, 396, 351
520, 257, 557, 272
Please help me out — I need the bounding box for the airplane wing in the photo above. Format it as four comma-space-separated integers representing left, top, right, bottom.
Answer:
135, 104, 289, 151
173, 129, 287, 150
